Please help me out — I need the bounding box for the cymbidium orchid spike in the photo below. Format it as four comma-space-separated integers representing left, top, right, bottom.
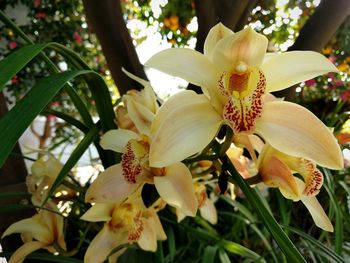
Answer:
145, 23, 343, 171
88, 79, 198, 217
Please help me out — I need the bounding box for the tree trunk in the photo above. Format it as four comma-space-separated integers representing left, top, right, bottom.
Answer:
82, 0, 148, 96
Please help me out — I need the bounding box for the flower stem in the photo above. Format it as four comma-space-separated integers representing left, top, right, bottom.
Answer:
221, 155, 307, 263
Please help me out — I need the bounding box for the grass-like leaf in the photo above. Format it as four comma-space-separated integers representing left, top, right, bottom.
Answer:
223, 156, 307, 263
0, 69, 93, 168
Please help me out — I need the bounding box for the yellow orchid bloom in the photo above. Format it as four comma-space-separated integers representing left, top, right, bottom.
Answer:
257, 144, 333, 232
86, 75, 198, 217
1, 202, 66, 263
81, 192, 166, 263
145, 23, 343, 171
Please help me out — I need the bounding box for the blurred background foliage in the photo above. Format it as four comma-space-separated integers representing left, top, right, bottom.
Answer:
0, 0, 350, 262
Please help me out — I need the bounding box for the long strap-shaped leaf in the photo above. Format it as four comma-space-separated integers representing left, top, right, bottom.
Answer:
0, 43, 47, 91
223, 156, 307, 263
0, 70, 95, 168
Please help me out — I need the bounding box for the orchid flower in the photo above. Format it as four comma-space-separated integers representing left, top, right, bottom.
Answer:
176, 181, 218, 225
86, 72, 198, 217
257, 143, 333, 231
81, 191, 166, 263
1, 202, 66, 263
27, 155, 74, 206
145, 23, 343, 171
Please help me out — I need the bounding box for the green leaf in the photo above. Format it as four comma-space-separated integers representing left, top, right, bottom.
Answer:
323, 168, 343, 254
0, 69, 93, 168
202, 246, 218, 263
0, 43, 47, 91
284, 225, 345, 263
165, 225, 176, 263
218, 249, 231, 263
223, 156, 307, 263
218, 240, 264, 262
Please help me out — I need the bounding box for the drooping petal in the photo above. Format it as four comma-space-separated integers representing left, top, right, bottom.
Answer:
127, 99, 154, 136
212, 26, 268, 70
255, 101, 343, 169
84, 225, 128, 263
100, 129, 139, 153
154, 162, 198, 217
146, 210, 167, 241
2, 215, 51, 244
150, 93, 222, 167
7, 241, 47, 263
204, 22, 233, 60
85, 164, 139, 203
137, 219, 157, 252
295, 178, 334, 232
200, 199, 218, 225
261, 51, 339, 93
81, 203, 114, 222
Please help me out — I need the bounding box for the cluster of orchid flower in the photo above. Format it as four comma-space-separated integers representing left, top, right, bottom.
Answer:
2, 23, 343, 263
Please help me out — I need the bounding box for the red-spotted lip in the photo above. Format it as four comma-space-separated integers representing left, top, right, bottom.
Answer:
222, 70, 266, 133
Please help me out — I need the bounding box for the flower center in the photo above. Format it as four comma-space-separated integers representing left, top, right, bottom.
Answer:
110, 203, 144, 242
121, 139, 149, 183
220, 63, 266, 133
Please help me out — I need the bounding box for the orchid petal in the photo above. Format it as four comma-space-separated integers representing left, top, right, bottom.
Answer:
146, 210, 167, 240
294, 178, 334, 232
145, 48, 220, 89
150, 93, 222, 167
154, 162, 198, 217
255, 101, 343, 169
100, 129, 139, 153
200, 199, 218, 225
122, 67, 152, 91
301, 195, 334, 232
212, 26, 268, 70
7, 241, 47, 263
84, 225, 128, 263
204, 23, 233, 60
2, 215, 51, 244
145, 48, 221, 103
85, 164, 139, 203
262, 51, 339, 93
81, 203, 114, 222
137, 219, 157, 252
127, 99, 154, 136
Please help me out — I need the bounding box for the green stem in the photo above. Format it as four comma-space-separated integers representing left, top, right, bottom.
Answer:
222, 155, 307, 263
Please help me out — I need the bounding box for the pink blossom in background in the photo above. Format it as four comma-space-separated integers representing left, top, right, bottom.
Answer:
73, 32, 82, 45
305, 79, 316, 86
8, 41, 17, 49
35, 12, 46, 19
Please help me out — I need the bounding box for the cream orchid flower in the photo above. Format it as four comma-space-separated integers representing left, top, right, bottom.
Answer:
145, 23, 343, 171
1, 202, 66, 263
27, 155, 74, 206
86, 73, 198, 217
81, 192, 166, 263
257, 143, 333, 232
176, 181, 218, 225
